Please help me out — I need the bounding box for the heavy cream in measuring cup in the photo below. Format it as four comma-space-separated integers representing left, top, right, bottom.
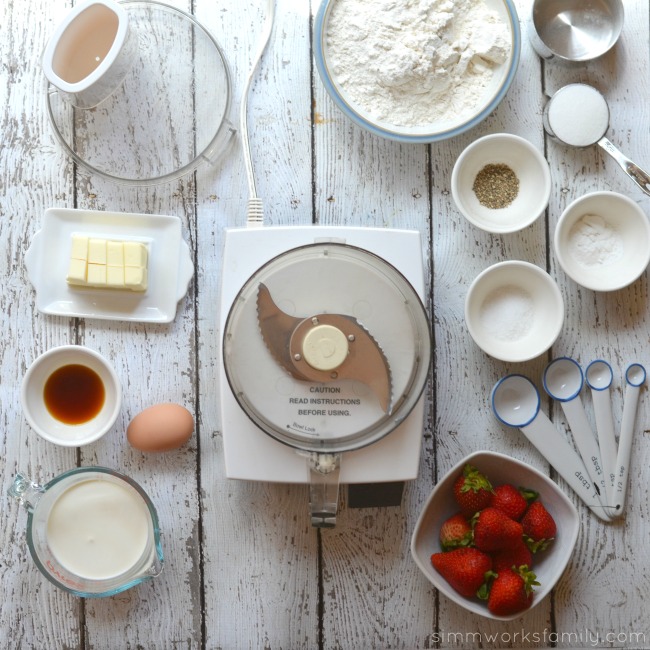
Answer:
46, 478, 150, 580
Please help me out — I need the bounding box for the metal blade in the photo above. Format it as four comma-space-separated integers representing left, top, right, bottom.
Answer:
256, 283, 393, 413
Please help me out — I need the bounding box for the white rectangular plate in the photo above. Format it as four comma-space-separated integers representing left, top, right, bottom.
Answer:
26, 208, 194, 323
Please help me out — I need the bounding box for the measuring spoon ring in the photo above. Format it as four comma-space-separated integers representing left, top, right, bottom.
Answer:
543, 358, 611, 513
491, 374, 611, 521
585, 360, 618, 512
612, 363, 646, 515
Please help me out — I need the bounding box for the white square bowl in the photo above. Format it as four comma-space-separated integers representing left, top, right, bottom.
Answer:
410, 450, 580, 620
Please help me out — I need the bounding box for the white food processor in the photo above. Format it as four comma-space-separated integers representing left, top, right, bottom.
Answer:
218, 1, 432, 527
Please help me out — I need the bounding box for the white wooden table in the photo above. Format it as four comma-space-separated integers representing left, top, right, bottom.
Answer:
2, 1, 650, 648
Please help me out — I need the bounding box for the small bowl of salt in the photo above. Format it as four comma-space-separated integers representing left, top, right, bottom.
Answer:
465, 260, 564, 362
451, 133, 551, 234
554, 191, 650, 292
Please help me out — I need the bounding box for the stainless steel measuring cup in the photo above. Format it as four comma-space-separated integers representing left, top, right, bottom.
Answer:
529, 0, 624, 63
544, 84, 650, 197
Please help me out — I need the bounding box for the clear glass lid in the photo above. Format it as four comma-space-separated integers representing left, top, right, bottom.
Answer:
223, 242, 432, 453
46, 1, 235, 185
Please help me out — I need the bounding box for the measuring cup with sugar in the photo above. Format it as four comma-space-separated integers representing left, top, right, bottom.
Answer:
543, 84, 650, 197
543, 357, 612, 515
491, 374, 611, 521
8, 467, 163, 597
42, 0, 139, 108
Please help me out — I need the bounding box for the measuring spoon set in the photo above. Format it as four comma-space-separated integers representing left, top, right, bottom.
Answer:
491, 358, 646, 521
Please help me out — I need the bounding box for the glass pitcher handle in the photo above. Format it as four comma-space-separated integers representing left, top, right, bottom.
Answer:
308, 453, 341, 528
8, 472, 45, 512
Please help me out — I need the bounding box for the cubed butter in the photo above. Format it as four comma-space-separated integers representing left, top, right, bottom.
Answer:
106, 266, 125, 287
88, 238, 107, 264
124, 265, 147, 290
66, 258, 87, 285
124, 241, 148, 268
70, 235, 89, 261
66, 235, 148, 292
106, 241, 124, 266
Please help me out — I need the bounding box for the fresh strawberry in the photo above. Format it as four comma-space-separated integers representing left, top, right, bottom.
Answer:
453, 464, 494, 517
431, 547, 492, 598
485, 566, 540, 616
489, 484, 537, 521
439, 513, 473, 551
491, 539, 534, 573
521, 501, 557, 553
473, 507, 523, 552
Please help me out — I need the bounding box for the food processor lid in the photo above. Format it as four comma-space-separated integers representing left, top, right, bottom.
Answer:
223, 242, 432, 453
46, 1, 235, 185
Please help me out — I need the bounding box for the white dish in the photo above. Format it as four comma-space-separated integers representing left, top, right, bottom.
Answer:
25, 208, 193, 323
411, 451, 580, 621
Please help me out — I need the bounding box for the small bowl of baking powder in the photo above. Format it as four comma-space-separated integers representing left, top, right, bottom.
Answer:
452, 133, 551, 233
314, 0, 520, 143
465, 260, 564, 362
554, 191, 650, 292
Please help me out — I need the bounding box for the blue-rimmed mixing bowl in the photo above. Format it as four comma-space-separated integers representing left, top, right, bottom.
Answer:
314, 0, 521, 143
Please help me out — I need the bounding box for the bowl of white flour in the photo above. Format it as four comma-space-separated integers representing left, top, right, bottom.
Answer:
554, 191, 650, 292
314, 0, 520, 142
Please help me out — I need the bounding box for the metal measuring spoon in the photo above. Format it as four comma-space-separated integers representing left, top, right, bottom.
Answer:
491, 374, 611, 521
585, 360, 618, 513
544, 84, 650, 197
612, 363, 646, 515
543, 357, 611, 514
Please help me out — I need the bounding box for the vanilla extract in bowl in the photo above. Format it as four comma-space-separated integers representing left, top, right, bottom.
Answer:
44, 363, 106, 424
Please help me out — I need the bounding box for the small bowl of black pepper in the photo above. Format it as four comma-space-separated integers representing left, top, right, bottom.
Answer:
451, 133, 551, 234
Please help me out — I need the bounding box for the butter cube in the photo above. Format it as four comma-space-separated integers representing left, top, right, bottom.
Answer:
87, 263, 107, 286
66, 258, 87, 285
88, 239, 107, 264
124, 241, 147, 268
70, 235, 89, 261
124, 265, 147, 291
106, 241, 124, 267
106, 266, 125, 288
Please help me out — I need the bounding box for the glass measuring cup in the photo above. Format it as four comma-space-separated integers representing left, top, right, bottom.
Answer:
543, 84, 650, 197
8, 466, 163, 597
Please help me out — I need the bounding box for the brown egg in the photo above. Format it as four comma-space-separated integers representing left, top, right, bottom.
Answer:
127, 403, 194, 452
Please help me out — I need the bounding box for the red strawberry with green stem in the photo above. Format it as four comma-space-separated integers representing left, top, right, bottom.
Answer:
431, 547, 492, 598
439, 512, 473, 551
491, 538, 534, 573
489, 484, 537, 521
485, 566, 540, 616
453, 464, 494, 517
473, 507, 524, 552
521, 501, 557, 553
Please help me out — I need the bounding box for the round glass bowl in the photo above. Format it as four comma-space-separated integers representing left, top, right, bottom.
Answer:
314, 0, 521, 143
46, 1, 234, 185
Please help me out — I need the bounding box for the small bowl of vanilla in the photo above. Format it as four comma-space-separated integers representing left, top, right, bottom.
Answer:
554, 191, 650, 292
